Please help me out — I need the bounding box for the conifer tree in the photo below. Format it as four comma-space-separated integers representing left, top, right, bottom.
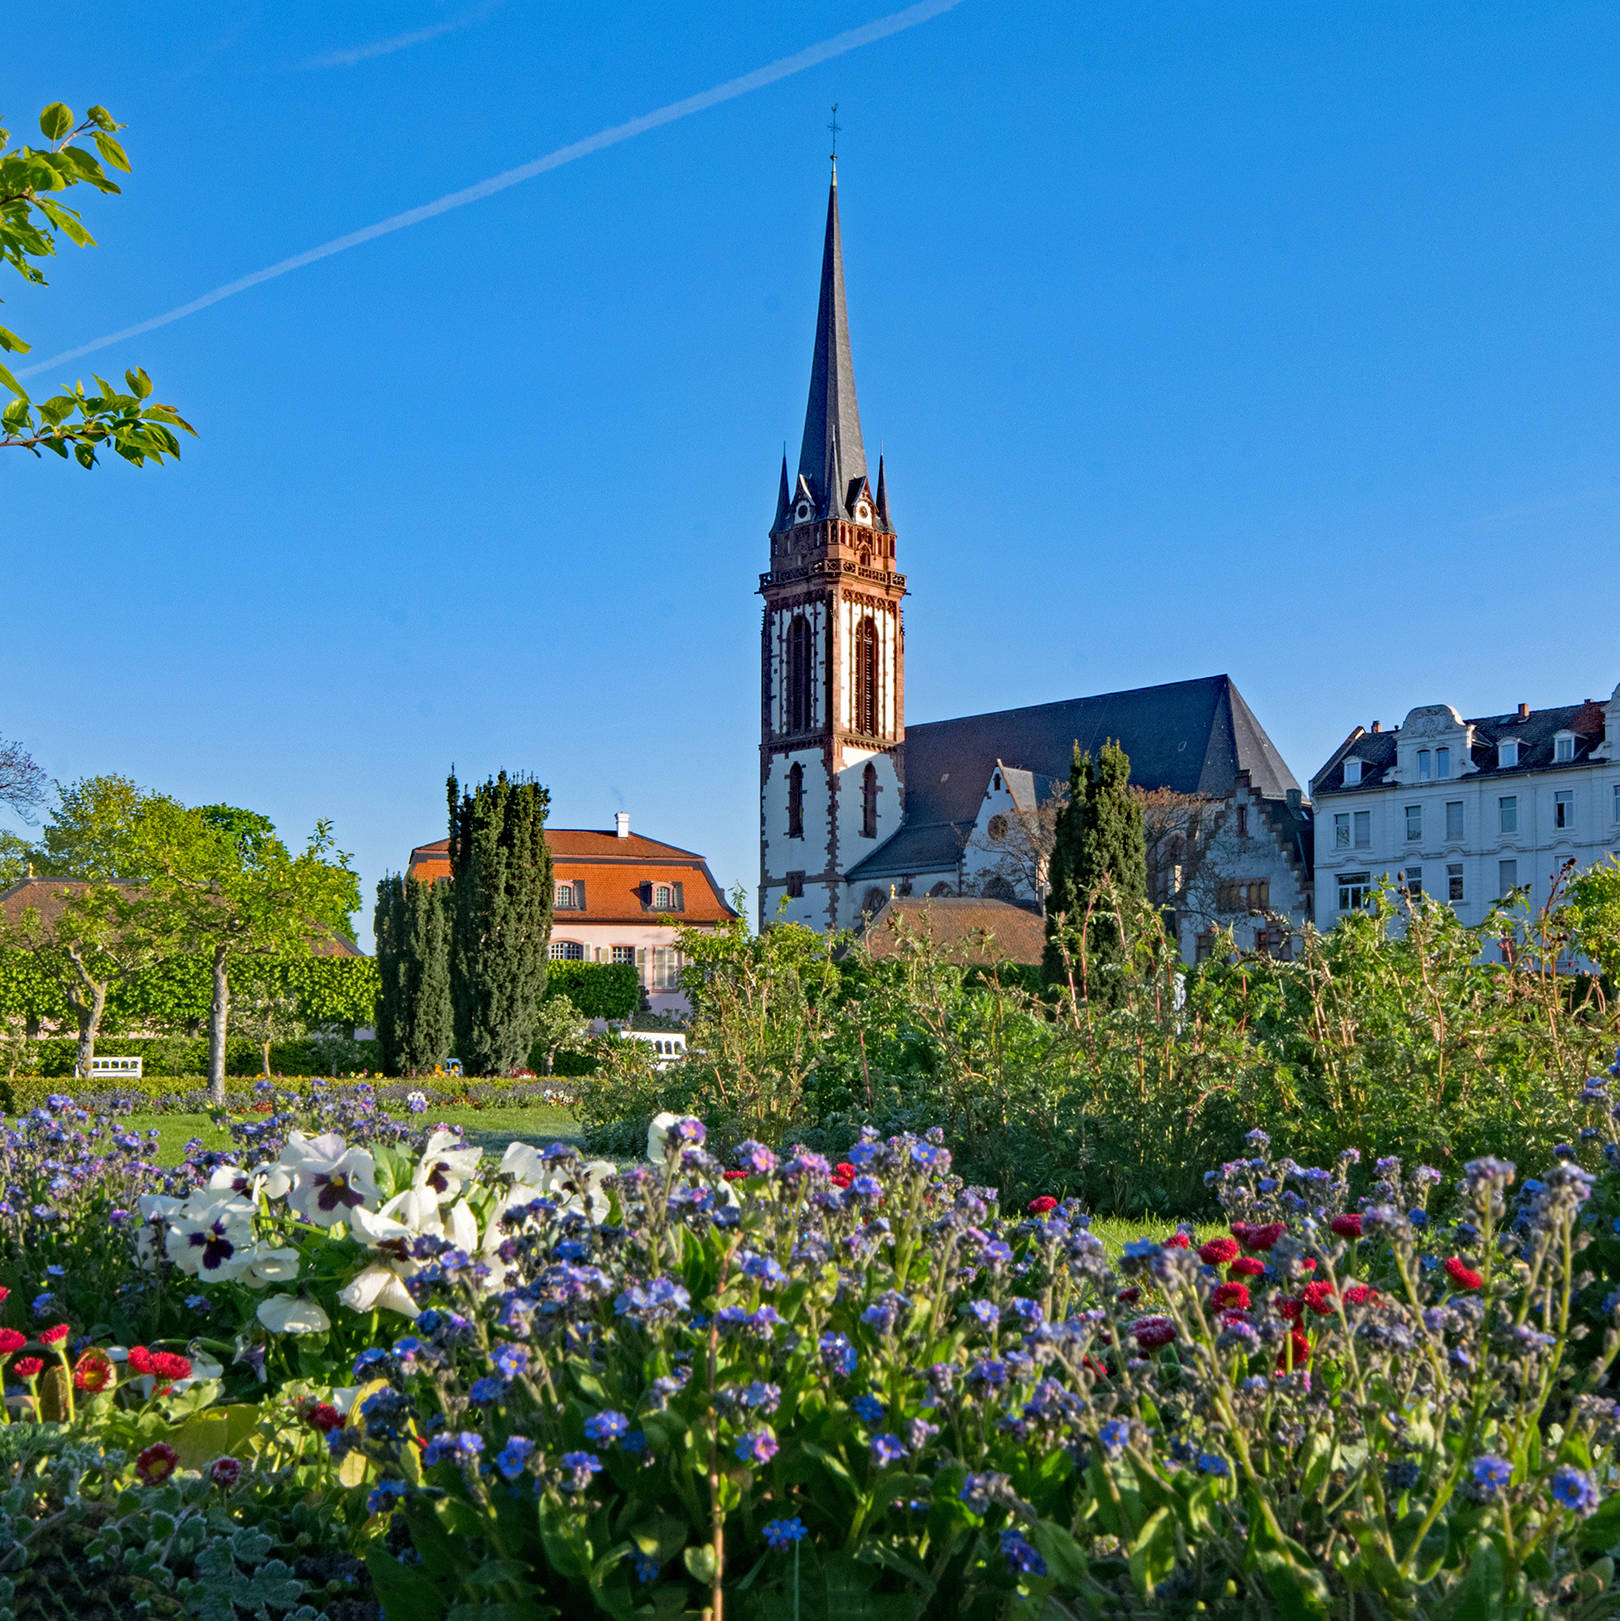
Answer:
446, 771, 553, 1076
374, 872, 454, 1075
1042, 740, 1148, 1001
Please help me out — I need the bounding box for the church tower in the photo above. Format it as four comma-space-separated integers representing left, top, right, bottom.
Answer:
759, 164, 905, 929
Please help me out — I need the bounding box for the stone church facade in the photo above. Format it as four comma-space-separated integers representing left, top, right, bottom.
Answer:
759, 170, 1314, 956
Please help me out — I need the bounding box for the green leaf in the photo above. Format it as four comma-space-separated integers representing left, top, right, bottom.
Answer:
39, 103, 74, 141
0, 357, 28, 403
467, 1557, 533, 1587
1450, 1533, 1504, 1621
125, 366, 152, 399
93, 131, 131, 173
1031, 1521, 1090, 1589
1128, 1506, 1176, 1598
1246, 1495, 1331, 1617
0, 325, 30, 356
683, 1543, 719, 1585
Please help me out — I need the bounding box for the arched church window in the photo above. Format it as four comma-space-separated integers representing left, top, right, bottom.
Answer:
787, 762, 804, 838
987, 814, 1008, 842
855, 615, 879, 735
785, 615, 812, 734
861, 761, 879, 839
927, 882, 954, 898
981, 875, 1017, 902
862, 887, 886, 919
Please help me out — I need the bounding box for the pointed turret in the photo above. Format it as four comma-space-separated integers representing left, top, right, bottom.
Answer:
874, 454, 890, 529
772, 452, 791, 530
796, 168, 866, 516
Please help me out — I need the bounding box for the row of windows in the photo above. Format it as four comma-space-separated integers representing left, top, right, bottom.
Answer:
547, 941, 683, 988
781, 613, 885, 736
1347, 733, 1587, 783
1335, 855, 1617, 912
784, 762, 881, 839
1215, 879, 1271, 912
1335, 783, 1620, 848
554, 880, 683, 910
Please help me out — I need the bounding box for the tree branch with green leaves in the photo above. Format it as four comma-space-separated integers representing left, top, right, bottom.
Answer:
0, 100, 193, 467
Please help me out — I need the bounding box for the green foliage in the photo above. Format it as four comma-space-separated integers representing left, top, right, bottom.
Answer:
0, 1034, 385, 1087
447, 771, 553, 1077
1563, 857, 1620, 985
543, 959, 640, 1019
0, 103, 194, 467
1043, 739, 1148, 1003
374, 872, 453, 1076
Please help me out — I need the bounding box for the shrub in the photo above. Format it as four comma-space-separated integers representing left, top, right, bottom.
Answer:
544, 960, 640, 1020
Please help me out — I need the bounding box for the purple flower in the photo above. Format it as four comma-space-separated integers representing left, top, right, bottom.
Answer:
1470, 1455, 1512, 1496
1000, 1529, 1046, 1576
423, 1431, 484, 1468
468, 1376, 505, 1405
852, 1394, 885, 1423
870, 1432, 906, 1467
734, 1430, 778, 1465
1551, 1467, 1601, 1517
819, 1332, 857, 1377
733, 1141, 777, 1176
1098, 1419, 1130, 1459
632, 1553, 660, 1581
491, 1343, 528, 1380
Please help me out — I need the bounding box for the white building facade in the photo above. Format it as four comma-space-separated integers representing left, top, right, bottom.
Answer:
1311, 684, 1620, 951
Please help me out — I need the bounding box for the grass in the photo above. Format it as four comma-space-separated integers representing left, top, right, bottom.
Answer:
130, 1104, 585, 1168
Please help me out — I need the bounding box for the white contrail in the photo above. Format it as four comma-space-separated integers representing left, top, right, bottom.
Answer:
301, 1, 506, 70
21, 0, 963, 380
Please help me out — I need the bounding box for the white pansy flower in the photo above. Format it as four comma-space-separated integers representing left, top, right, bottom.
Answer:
207, 1162, 292, 1201
286, 1143, 381, 1228
133, 1193, 185, 1271
242, 1245, 302, 1287
338, 1192, 447, 1319
164, 1197, 257, 1282
279, 1129, 348, 1169
257, 1294, 332, 1335
499, 1141, 549, 1187
647, 1112, 685, 1164
338, 1263, 418, 1317
412, 1129, 482, 1204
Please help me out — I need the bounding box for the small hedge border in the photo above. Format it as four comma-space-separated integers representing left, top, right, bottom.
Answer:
0, 1073, 585, 1115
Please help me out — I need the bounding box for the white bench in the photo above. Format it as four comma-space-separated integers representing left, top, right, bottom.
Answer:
627, 1032, 687, 1070
75, 1055, 143, 1080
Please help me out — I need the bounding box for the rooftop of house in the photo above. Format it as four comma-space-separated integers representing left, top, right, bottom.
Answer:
848, 674, 1301, 882
407, 828, 739, 926
857, 895, 1047, 967
1313, 696, 1615, 795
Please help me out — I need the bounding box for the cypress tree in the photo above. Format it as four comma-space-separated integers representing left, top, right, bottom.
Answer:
373, 874, 406, 1074
403, 874, 453, 1073
1042, 740, 1148, 1001
447, 771, 553, 1076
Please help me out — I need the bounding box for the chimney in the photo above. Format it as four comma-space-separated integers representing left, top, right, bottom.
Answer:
1370, 721, 1381, 733
1518, 703, 1530, 720
614, 812, 630, 840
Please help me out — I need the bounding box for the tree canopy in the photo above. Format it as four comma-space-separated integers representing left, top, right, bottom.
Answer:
1, 100, 192, 467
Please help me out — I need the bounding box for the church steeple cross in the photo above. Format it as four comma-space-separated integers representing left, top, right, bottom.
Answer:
828, 104, 841, 172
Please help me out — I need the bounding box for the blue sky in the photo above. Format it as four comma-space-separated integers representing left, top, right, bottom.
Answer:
7, 2, 1620, 941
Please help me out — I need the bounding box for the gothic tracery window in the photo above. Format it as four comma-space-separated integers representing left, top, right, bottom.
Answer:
861, 761, 879, 838
855, 615, 879, 735
785, 615, 812, 734
787, 762, 804, 838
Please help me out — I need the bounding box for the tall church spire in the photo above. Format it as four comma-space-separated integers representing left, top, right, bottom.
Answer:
796, 169, 866, 516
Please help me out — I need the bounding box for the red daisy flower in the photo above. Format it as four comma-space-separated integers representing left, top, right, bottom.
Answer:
1230, 1256, 1266, 1278
38, 1324, 70, 1346
722, 1170, 747, 1181
1342, 1284, 1377, 1305
12, 1357, 42, 1380
1117, 1286, 1141, 1306
0, 1329, 26, 1356
1212, 1282, 1251, 1311
1302, 1281, 1337, 1316
135, 1442, 179, 1485
302, 1401, 345, 1435
1275, 1296, 1304, 1323
127, 1346, 155, 1376
1276, 1329, 1311, 1372
209, 1456, 243, 1489
1027, 1195, 1058, 1214
1330, 1213, 1363, 1239
1198, 1237, 1240, 1267
1238, 1222, 1287, 1253
1129, 1316, 1177, 1349
1165, 1232, 1192, 1249
72, 1349, 115, 1393
1444, 1257, 1484, 1291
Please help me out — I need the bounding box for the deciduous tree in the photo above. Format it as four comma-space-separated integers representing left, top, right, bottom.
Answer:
1, 102, 192, 466
447, 772, 553, 1077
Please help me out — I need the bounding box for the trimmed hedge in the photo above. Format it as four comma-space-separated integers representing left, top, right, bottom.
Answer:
543, 961, 640, 1020
0, 950, 377, 1028
6, 1035, 383, 1080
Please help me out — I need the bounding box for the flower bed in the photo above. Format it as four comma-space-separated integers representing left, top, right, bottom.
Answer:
4, 1060, 1620, 1616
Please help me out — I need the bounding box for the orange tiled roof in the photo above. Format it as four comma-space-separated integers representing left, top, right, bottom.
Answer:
406, 831, 738, 926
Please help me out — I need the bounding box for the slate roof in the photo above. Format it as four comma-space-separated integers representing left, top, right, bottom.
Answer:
858, 896, 1046, 966
795, 171, 867, 521
847, 675, 1301, 883
1314, 700, 1612, 795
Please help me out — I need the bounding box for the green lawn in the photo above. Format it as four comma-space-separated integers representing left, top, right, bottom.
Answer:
131, 1104, 586, 1168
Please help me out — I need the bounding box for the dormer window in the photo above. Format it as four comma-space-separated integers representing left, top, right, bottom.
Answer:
1418, 750, 1431, 780
1435, 746, 1451, 779
1554, 732, 1576, 763
1342, 758, 1363, 786
555, 880, 583, 910
654, 885, 673, 909
1499, 738, 1520, 768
